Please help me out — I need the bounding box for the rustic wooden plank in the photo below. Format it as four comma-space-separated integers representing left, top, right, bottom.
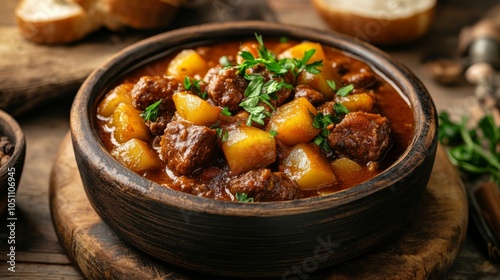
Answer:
0, 0, 275, 117
0, 263, 82, 279
0, 251, 71, 265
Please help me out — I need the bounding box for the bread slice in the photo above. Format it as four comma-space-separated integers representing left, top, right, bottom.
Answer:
311, 0, 436, 46
15, 0, 102, 44
96, 0, 181, 30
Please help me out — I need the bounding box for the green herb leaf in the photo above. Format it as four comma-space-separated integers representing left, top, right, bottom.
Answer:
269, 129, 278, 137
221, 107, 232, 116
327, 80, 336, 91
334, 103, 350, 115
438, 111, 500, 185
140, 99, 162, 122
235, 192, 254, 203
214, 125, 228, 142
311, 111, 335, 151
184, 77, 207, 99
336, 84, 354, 97
236, 33, 324, 126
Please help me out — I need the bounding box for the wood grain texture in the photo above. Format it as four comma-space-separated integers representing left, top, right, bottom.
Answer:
0, 0, 276, 117
50, 134, 467, 279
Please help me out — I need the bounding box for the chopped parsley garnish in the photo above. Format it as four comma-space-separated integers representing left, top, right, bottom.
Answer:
184, 77, 208, 99
212, 122, 229, 142
141, 99, 162, 122
312, 112, 335, 151
327, 80, 354, 97
236, 33, 323, 126
221, 107, 232, 116
327, 80, 336, 91
235, 192, 254, 203
269, 129, 278, 137
334, 103, 349, 115
336, 84, 354, 97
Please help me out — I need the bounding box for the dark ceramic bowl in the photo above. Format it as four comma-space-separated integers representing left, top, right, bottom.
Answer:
0, 109, 25, 215
70, 21, 437, 278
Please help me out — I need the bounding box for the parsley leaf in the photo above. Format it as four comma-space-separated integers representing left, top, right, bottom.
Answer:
184, 77, 207, 99
140, 100, 162, 122
438, 111, 500, 185
221, 107, 232, 116
236, 33, 324, 126
336, 84, 354, 97
235, 192, 254, 203
312, 112, 335, 151
334, 103, 349, 115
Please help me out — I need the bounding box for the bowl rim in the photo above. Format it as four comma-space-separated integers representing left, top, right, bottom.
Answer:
71, 20, 437, 216
0, 109, 25, 173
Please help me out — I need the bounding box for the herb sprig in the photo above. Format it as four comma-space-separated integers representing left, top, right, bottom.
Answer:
312, 112, 334, 151
235, 192, 254, 203
236, 33, 323, 126
141, 99, 162, 122
439, 111, 500, 185
184, 77, 208, 99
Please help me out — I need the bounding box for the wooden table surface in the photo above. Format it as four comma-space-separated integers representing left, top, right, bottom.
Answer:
1, 0, 500, 279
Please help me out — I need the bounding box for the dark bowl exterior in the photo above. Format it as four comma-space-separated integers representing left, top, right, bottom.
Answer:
70, 21, 437, 278
0, 110, 25, 215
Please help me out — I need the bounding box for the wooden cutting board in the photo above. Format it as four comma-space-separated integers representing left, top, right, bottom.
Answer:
49, 133, 468, 279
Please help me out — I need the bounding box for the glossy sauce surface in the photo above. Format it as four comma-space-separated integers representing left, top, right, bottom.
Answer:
96, 39, 414, 200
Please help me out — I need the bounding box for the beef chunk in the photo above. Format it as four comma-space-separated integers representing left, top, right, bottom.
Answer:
317, 101, 336, 116
227, 169, 300, 202
131, 76, 183, 134
294, 84, 324, 105
171, 176, 212, 197
205, 66, 248, 111
328, 112, 391, 163
341, 68, 377, 90
160, 120, 217, 175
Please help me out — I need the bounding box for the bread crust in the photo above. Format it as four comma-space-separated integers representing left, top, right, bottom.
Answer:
15, 0, 101, 44
15, 0, 180, 44
312, 0, 436, 46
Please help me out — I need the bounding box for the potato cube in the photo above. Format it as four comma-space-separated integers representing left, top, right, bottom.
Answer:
282, 143, 337, 190
111, 139, 161, 172
109, 103, 151, 144
166, 49, 209, 80
279, 41, 341, 100
222, 126, 276, 175
173, 91, 221, 126
278, 41, 326, 63
236, 41, 260, 64
335, 93, 374, 112
297, 66, 342, 101
97, 83, 134, 118
331, 157, 363, 174
266, 97, 320, 146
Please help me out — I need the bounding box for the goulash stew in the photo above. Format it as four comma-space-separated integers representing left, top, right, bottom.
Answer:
95, 34, 413, 202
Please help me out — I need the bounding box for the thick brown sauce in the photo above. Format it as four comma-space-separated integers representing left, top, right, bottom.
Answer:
96, 39, 414, 200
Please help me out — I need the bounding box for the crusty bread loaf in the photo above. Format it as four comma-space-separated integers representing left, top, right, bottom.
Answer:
311, 0, 436, 46
15, 0, 101, 44
15, 0, 183, 44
